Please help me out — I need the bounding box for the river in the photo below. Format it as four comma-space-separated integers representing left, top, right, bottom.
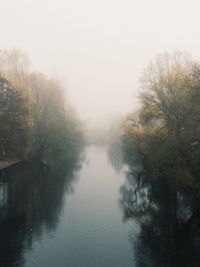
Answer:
0, 146, 135, 267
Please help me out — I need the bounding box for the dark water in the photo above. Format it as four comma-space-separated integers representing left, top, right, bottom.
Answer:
2, 145, 199, 267
0, 146, 135, 267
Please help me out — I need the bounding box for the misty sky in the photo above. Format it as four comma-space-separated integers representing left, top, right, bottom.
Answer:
1, 0, 200, 125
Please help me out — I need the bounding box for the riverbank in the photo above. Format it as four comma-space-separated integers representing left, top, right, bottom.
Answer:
0, 160, 20, 170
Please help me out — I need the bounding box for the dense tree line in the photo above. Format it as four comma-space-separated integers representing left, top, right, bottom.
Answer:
0, 49, 84, 266
0, 49, 84, 165
121, 51, 200, 266
123, 51, 200, 196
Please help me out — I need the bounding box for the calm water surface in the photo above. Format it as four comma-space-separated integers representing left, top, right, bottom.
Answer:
0, 146, 135, 267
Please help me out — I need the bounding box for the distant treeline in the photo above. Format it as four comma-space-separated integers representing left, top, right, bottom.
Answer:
0, 49, 84, 164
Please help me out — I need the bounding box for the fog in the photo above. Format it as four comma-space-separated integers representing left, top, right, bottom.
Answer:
1, 0, 200, 126
1, 2, 200, 266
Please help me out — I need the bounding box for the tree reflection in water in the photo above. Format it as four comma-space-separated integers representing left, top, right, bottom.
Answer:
120, 158, 200, 267
107, 140, 124, 173
0, 148, 83, 267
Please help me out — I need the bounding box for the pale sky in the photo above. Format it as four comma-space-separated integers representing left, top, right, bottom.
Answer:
1, 0, 200, 125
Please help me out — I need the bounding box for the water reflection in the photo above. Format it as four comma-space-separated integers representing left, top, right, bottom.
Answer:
120, 159, 200, 267
107, 140, 124, 173
0, 150, 83, 267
